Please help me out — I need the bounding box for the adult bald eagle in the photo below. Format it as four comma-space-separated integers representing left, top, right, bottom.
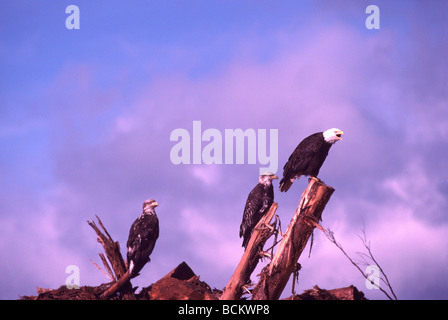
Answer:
240, 172, 278, 249
126, 199, 159, 278
279, 128, 344, 192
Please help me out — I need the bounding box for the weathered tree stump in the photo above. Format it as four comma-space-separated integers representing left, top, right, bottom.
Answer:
87, 216, 136, 300
221, 203, 279, 300
252, 179, 334, 300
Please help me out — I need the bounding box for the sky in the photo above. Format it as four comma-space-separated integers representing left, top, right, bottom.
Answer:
1, 0, 447, 300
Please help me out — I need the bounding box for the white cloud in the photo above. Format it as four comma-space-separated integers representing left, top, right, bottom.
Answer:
191, 165, 222, 186
294, 158, 448, 299
0, 203, 101, 298
382, 159, 448, 221
178, 206, 241, 279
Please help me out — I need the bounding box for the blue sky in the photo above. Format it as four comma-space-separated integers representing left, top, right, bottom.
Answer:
1, 1, 447, 300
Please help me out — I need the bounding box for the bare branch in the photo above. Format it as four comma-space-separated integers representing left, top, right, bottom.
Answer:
359, 228, 398, 300
89, 258, 114, 282
87, 216, 136, 300
324, 227, 397, 300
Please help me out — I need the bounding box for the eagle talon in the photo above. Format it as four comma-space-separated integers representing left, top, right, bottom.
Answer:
255, 222, 275, 233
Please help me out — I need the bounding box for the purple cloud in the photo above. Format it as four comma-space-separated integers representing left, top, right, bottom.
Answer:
1, 1, 447, 300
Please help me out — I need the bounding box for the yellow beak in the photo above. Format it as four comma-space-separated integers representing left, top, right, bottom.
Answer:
336, 130, 344, 140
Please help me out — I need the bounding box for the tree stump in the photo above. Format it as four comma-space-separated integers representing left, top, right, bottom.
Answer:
252, 179, 334, 300
221, 203, 279, 300
87, 216, 136, 300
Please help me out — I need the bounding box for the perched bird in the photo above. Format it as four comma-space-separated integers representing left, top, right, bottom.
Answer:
240, 172, 278, 250
279, 128, 344, 192
126, 199, 160, 278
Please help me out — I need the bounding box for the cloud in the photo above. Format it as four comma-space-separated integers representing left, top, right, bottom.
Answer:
1, 2, 448, 300
296, 154, 448, 299
382, 159, 448, 223
179, 207, 241, 267
0, 199, 102, 299
191, 165, 222, 186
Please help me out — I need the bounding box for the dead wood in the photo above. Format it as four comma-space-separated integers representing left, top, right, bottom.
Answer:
285, 285, 366, 300
221, 203, 279, 300
87, 215, 135, 300
140, 261, 220, 300
252, 179, 334, 300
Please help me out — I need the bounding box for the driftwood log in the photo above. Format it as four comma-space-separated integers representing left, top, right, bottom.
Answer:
221, 203, 279, 300
252, 179, 334, 300
87, 216, 135, 300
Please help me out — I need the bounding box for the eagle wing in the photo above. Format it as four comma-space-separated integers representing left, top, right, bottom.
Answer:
280, 132, 326, 191
126, 213, 159, 275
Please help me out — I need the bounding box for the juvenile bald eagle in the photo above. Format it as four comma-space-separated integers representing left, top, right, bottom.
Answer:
126, 199, 159, 278
240, 172, 278, 249
279, 128, 344, 192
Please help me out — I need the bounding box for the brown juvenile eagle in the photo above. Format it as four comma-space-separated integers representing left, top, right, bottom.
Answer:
126, 199, 160, 278
240, 172, 278, 249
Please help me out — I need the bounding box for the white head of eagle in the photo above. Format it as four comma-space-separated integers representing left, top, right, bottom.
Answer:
239, 172, 278, 250
279, 128, 344, 192
126, 199, 160, 278
143, 199, 158, 214
259, 171, 278, 185
323, 128, 344, 144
